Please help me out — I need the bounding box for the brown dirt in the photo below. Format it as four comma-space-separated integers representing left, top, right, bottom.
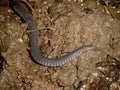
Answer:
0, 0, 120, 90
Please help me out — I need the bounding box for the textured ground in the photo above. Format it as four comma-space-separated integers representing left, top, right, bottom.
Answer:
0, 0, 120, 90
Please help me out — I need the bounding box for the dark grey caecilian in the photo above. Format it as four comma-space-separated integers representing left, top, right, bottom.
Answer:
9, 0, 95, 67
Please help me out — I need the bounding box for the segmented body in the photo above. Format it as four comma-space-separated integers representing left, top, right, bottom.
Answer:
9, 0, 95, 66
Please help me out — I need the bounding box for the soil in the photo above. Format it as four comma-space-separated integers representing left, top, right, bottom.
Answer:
0, 0, 120, 90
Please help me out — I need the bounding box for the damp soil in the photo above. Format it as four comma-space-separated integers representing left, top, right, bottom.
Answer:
0, 0, 120, 90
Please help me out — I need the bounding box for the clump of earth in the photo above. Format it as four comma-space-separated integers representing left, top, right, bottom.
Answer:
0, 0, 120, 90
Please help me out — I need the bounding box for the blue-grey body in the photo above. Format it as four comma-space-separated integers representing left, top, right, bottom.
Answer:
9, 0, 95, 67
